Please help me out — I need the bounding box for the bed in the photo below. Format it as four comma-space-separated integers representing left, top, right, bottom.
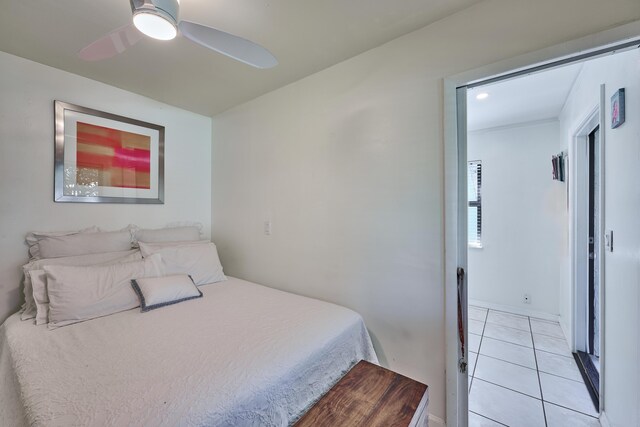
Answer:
0, 277, 378, 426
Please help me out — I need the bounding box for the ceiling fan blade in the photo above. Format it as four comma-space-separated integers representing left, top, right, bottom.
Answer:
179, 21, 277, 69
78, 24, 143, 61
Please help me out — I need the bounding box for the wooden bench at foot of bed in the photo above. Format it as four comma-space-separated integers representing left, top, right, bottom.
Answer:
295, 360, 429, 427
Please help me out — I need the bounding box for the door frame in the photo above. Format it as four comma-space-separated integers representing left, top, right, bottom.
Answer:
444, 22, 640, 427
570, 97, 605, 411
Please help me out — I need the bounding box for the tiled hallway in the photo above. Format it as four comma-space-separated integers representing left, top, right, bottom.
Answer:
468, 306, 600, 427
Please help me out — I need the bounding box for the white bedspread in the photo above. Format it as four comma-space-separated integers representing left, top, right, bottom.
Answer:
0, 277, 377, 426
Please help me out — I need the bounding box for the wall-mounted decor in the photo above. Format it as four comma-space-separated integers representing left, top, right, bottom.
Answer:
552, 151, 567, 182
611, 88, 625, 129
54, 101, 164, 204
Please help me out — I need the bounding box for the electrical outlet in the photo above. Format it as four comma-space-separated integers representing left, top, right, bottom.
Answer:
264, 220, 272, 236
523, 294, 531, 304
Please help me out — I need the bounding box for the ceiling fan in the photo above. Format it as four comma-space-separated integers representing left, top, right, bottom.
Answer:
78, 0, 278, 69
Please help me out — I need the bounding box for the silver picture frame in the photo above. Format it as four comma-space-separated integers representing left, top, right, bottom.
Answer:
54, 101, 165, 204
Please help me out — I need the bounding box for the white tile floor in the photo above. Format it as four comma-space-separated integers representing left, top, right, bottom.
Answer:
468, 306, 600, 427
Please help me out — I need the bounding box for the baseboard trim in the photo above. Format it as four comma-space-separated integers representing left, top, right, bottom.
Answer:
599, 410, 611, 427
428, 413, 446, 427
559, 316, 571, 346
469, 299, 560, 322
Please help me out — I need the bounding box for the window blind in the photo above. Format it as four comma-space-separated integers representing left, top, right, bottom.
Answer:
468, 161, 482, 247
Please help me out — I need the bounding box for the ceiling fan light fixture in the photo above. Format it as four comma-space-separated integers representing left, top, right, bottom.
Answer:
133, 11, 177, 40
81, 0, 276, 68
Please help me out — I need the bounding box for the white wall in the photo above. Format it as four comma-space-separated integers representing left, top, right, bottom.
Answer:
559, 49, 640, 427
0, 51, 212, 323
210, 1, 640, 421
467, 121, 567, 317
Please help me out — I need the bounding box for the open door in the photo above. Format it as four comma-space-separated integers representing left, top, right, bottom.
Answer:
455, 85, 469, 427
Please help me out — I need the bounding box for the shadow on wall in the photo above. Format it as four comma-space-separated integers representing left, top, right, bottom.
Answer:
368, 331, 389, 367
3, 284, 22, 324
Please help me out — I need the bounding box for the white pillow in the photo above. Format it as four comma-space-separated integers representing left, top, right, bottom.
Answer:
37, 228, 134, 259
29, 270, 49, 325
139, 241, 226, 286
134, 225, 201, 244
29, 250, 143, 325
21, 249, 143, 321
131, 275, 202, 312
26, 226, 100, 260
46, 254, 163, 329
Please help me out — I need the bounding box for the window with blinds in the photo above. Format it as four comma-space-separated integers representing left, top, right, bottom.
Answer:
468, 161, 482, 247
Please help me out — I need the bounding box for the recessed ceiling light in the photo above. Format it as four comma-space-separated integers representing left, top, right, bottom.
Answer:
476, 92, 489, 100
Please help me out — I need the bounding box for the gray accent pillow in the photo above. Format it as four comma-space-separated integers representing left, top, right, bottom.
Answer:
131, 275, 202, 312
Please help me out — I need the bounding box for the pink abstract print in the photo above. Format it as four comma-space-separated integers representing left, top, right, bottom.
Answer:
76, 122, 151, 189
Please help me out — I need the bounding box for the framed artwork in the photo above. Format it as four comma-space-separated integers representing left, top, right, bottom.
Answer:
611, 88, 625, 129
54, 101, 164, 204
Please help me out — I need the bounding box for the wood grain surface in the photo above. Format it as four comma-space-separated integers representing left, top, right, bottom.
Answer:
295, 360, 428, 427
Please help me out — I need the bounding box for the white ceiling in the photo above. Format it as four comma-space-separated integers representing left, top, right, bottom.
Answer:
467, 62, 583, 131
0, 0, 481, 116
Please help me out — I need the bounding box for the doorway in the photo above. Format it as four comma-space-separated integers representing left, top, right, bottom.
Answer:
446, 33, 640, 427
463, 63, 600, 426
574, 119, 602, 410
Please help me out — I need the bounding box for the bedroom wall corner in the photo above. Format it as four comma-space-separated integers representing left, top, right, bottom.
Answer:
0, 51, 212, 323
210, 2, 640, 422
